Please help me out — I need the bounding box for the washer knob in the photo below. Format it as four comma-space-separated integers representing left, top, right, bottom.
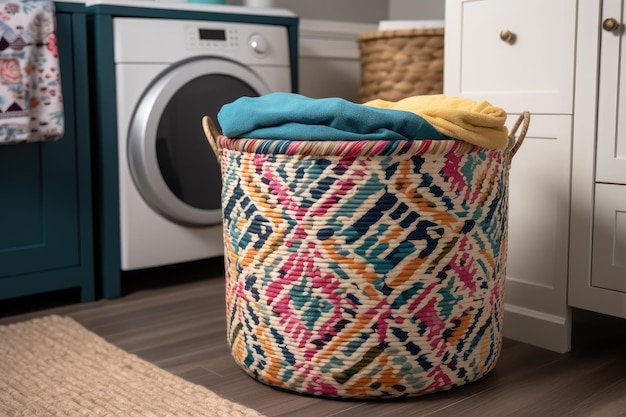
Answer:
249, 34, 269, 55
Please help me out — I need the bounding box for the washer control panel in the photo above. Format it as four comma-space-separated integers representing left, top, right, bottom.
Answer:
185, 25, 270, 57
185, 26, 240, 50
114, 18, 289, 65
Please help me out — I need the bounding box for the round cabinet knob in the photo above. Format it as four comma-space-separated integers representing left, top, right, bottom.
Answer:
249, 34, 269, 55
500, 28, 515, 43
602, 17, 620, 32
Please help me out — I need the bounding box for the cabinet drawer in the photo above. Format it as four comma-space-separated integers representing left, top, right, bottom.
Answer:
444, 0, 576, 114
592, 183, 626, 293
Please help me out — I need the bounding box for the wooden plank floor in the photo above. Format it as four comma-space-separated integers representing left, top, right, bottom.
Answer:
1, 258, 625, 417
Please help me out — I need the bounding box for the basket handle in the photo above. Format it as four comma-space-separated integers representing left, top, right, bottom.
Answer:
202, 116, 222, 166
508, 111, 531, 162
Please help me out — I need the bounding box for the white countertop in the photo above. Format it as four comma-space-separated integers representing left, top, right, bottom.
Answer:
84, 0, 296, 17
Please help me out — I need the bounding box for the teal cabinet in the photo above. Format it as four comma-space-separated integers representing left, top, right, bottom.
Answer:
0, 3, 94, 302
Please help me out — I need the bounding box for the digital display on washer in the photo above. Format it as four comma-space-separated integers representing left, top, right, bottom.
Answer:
199, 29, 226, 41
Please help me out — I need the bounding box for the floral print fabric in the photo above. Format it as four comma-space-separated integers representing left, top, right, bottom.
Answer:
0, 0, 63, 144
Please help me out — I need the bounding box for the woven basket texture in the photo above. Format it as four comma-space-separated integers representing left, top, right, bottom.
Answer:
218, 137, 510, 398
358, 28, 444, 103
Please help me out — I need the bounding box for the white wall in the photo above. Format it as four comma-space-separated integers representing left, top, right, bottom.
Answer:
389, 0, 445, 20
298, 20, 376, 102
230, 0, 445, 22
233, 0, 445, 101
229, 0, 389, 23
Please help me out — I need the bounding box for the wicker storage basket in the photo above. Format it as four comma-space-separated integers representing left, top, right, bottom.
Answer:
358, 28, 444, 103
203, 112, 529, 399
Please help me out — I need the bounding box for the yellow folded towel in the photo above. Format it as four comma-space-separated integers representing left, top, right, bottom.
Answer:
365, 95, 509, 149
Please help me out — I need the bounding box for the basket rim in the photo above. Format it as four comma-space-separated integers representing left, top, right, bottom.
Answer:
217, 135, 506, 158
357, 27, 444, 42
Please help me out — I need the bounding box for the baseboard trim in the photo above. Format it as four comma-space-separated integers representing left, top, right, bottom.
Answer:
503, 303, 572, 353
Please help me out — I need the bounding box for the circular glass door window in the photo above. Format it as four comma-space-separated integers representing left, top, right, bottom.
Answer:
156, 73, 257, 211
128, 58, 271, 227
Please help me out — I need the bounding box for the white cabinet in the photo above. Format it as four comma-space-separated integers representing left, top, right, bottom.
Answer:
447, 0, 626, 352
445, 0, 577, 353
444, 0, 576, 114
592, 184, 626, 293
595, 0, 626, 185
570, 0, 626, 319
503, 115, 572, 352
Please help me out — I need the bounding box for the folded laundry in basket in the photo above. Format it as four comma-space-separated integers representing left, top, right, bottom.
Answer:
0, 0, 64, 144
217, 92, 443, 141
365, 95, 509, 149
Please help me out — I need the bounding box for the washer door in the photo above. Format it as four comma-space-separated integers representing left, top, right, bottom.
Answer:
128, 58, 271, 227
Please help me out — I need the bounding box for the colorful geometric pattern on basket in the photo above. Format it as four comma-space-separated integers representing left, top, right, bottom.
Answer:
221, 137, 509, 398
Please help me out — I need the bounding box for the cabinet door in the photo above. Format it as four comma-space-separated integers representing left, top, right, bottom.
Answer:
0, 140, 80, 277
592, 184, 626, 293
444, 0, 576, 114
506, 115, 571, 304
503, 114, 572, 353
0, 13, 79, 278
595, 0, 626, 184
0, 9, 93, 302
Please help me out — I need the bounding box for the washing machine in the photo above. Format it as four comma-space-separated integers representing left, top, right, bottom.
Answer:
86, 1, 298, 297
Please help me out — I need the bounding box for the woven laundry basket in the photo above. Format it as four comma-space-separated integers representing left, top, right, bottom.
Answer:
203, 112, 529, 399
358, 28, 444, 103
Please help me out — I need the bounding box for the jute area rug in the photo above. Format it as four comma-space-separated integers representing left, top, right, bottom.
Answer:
0, 315, 265, 417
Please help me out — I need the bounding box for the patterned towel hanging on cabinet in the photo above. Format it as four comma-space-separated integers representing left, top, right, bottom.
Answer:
0, 0, 63, 144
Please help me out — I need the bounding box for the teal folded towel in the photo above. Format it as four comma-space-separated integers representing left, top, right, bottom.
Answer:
217, 93, 444, 140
